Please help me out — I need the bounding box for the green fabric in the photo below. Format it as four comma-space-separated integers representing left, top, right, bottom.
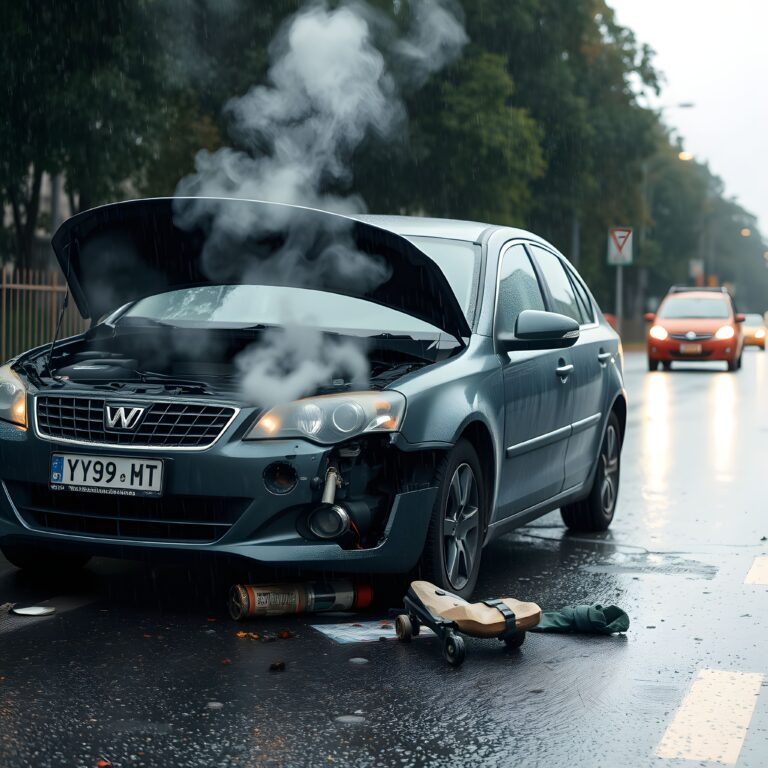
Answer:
529, 604, 629, 635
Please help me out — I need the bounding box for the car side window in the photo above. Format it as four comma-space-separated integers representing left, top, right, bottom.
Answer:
496, 244, 546, 335
566, 267, 595, 324
529, 246, 584, 324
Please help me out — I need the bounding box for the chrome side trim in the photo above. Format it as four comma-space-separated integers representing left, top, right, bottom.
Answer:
33, 395, 242, 452
506, 412, 602, 458
506, 424, 571, 458
571, 412, 602, 435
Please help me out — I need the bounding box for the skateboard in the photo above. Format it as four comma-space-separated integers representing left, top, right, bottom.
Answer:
393, 580, 541, 667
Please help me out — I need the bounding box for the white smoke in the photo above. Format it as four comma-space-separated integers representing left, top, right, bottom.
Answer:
174, 0, 467, 408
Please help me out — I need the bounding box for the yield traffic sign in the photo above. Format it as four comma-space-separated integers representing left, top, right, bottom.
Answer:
607, 227, 633, 266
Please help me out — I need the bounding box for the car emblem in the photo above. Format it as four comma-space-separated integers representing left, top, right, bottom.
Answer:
105, 405, 146, 432
686, 331, 696, 340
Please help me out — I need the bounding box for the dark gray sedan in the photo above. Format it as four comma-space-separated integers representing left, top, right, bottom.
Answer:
0, 198, 625, 597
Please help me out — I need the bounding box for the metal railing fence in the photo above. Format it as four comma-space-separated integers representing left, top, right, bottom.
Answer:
1, 266, 88, 362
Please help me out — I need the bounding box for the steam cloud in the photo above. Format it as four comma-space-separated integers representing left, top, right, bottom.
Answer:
174, 0, 467, 408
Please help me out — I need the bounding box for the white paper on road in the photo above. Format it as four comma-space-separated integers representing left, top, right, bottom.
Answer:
744, 556, 768, 585
311, 619, 435, 644
656, 668, 763, 764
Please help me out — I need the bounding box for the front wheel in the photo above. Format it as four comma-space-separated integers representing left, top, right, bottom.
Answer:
417, 440, 486, 599
1, 543, 91, 574
727, 357, 739, 372
648, 358, 659, 371
561, 412, 621, 532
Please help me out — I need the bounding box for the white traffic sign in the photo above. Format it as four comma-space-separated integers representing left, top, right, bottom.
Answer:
607, 227, 633, 266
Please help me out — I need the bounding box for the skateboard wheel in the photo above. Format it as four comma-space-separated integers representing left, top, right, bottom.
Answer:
395, 614, 413, 642
503, 631, 526, 650
442, 633, 466, 667
411, 616, 421, 636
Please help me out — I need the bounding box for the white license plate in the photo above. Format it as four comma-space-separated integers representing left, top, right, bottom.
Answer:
679, 343, 703, 355
50, 454, 163, 497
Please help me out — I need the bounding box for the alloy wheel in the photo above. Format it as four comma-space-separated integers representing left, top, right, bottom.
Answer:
600, 424, 619, 516
443, 462, 480, 591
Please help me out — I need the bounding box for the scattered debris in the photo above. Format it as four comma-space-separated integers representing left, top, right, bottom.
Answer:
96, 759, 112, 768
348, 657, 369, 665
206, 702, 224, 710
222, 659, 232, 666
278, 630, 294, 640
11, 606, 56, 617
269, 660, 286, 672
335, 715, 365, 724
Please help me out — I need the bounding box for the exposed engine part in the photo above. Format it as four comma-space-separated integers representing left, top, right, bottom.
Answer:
321, 465, 342, 505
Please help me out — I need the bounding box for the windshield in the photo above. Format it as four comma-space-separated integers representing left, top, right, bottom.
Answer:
658, 297, 730, 320
745, 314, 764, 326
405, 237, 481, 321
121, 285, 445, 336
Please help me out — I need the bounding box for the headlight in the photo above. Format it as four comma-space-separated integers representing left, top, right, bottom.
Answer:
246, 392, 406, 444
715, 325, 735, 340
0, 364, 27, 428
756, 329, 765, 339
649, 325, 668, 341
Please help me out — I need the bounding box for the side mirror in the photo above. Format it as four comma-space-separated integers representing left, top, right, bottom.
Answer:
496, 310, 580, 352
735, 313, 746, 323
643, 312, 656, 322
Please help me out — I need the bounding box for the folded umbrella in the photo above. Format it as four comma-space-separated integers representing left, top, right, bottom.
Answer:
529, 604, 629, 635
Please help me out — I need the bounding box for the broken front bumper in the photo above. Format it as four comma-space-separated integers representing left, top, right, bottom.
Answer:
0, 420, 436, 573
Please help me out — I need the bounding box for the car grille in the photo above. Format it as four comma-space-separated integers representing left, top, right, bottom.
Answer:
36, 396, 237, 449
6, 482, 250, 543
669, 332, 713, 341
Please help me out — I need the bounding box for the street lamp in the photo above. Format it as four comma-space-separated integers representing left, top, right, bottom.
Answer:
740, 228, 752, 238
678, 151, 694, 162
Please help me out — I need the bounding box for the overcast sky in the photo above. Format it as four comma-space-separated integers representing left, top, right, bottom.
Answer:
610, 0, 768, 234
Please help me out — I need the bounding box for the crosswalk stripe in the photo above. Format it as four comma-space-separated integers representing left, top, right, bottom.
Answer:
745, 556, 768, 585
656, 669, 763, 764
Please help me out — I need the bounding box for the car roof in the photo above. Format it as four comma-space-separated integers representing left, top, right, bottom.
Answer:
664, 290, 730, 300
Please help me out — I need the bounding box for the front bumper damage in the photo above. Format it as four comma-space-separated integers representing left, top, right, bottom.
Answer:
0, 418, 437, 574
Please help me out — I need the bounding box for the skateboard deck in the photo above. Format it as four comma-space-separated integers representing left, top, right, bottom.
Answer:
410, 581, 541, 637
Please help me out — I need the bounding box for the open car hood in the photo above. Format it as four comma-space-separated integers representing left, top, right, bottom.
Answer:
51, 197, 471, 342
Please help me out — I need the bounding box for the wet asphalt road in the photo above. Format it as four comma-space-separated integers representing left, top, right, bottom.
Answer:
2, 351, 768, 768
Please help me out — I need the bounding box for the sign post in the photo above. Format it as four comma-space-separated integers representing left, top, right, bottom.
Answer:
607, 227, 633, 335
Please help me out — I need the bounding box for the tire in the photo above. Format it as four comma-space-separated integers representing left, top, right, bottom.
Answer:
648, 358, 659, 371
418, 440, 485, 599
442, 633, 466, 667
661, 361, 672, 371
504, 631, 526, 650
561, 411, 621, 532
0, 543, 91, 574
395, 614, 413, 643
727, 357, 739, 372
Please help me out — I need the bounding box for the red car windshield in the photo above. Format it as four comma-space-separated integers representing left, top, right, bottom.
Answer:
658, 297, 730, 320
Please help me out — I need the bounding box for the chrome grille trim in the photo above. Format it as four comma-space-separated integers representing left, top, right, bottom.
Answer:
34, 395, 240, 451
669, 332, 713, 341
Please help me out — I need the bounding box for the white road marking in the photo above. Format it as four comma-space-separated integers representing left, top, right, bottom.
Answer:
656, 669, 763, 764
745, 556, 768, 585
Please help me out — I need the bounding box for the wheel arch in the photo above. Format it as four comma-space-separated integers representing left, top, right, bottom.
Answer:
455, 418, 497, 533
610, 393, 627, 447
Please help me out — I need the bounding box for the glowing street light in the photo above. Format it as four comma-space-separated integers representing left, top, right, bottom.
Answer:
678, 151, 694, 161
740, 228, 752, 237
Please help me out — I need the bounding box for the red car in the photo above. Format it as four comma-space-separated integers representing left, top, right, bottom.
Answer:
645, 287, 745, 372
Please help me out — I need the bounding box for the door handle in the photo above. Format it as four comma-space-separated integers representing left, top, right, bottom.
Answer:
556, 363, 574, 378
597, 351, 612, 364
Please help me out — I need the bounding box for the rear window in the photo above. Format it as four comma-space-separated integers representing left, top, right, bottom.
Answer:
745, 314, 764, 325
658, 297, 730, 320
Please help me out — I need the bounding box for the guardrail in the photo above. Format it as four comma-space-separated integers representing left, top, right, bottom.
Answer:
1, 267, 88, 362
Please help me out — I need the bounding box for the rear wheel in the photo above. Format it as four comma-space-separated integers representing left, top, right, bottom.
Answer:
0, 544, 91, 574
418, 440, 485, 599
561, 412, 621, 532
